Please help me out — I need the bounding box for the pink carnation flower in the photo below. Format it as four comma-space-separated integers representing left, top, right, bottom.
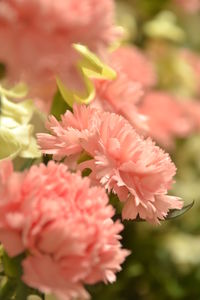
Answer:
38, 105, 183, 224
90, 45, 157, 133
0, 160, 25, 256
0, 0, 119, 109
181, 100, 200, 131
110, 46, 157, 89
37, 105, 100, 166
139, 91, 193, 149
0, 160, 128, 300
93, 73, 147, 133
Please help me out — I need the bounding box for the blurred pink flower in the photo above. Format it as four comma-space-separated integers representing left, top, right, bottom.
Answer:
80, 112, 182, 224
181, 100, 200, 131
0, 160, 128, 300
90, 45, 157, 133
139, 91, 193, 149
174, 0, 200, 13
38, 105, 182, 224
93, 68, 148, 133
0, 159, 25, 257
110, 46, 157, 89
0, 159, 13, 184
23, 256, 90, 300
0, 0, 119, 109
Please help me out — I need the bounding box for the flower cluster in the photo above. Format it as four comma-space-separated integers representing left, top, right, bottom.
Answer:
38, 104, 183, 224
90, 45, 157, 133
0, 0, 119, 109
0, 0, 194, 299
139, 91, 193, 148
0, 160, 128, 300
110, 46, 157, 89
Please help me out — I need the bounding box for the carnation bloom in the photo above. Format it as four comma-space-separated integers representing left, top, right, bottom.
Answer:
93, 73, 147, 133
181, 100, 200, 131
38, 105, 183, 224
0, 160, 128, 300
91, 45, 156, 133
0, 0, 119, 109
37, 104, 100, 166
139, 91, 193, 149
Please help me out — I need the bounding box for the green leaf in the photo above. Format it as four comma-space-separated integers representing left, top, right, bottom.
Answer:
77, 152, 92, 164
15, 281, 34, 300
50, 89, 72, 120
165, 200, 194, 220
20, 158, 36, 171
109, 192, 123, 215
56, 44, 116, 108
0, 278, 17, 300
2, 251, 25, 278
73, 44, 116, 80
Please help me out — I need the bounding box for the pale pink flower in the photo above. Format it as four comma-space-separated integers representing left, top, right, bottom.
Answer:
37, 104, 100, 164
0, 160, 128, 300
80, 112, 182, 224
38, 105, 182, 224
93, 71, 148, 133
0, 160, 25, 256
0, 159, 13, 184
90, 45, 157, 133
139, 91, 193, 149
181, 100, 200, 131
110, 46, 157, 88
174, 0, 200, 13
22, 256, 90, 300
0, 0, 119, 109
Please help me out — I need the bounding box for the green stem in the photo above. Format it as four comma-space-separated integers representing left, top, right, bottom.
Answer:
0, 278, 16, 300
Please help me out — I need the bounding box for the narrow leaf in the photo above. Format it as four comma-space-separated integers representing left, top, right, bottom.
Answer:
166, 200, 194, 220
0, 278, 16, 300
20, 158, 36, 171
2, 251, 25, 278
56, 44, 116, 107
50, 89, 72, 119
